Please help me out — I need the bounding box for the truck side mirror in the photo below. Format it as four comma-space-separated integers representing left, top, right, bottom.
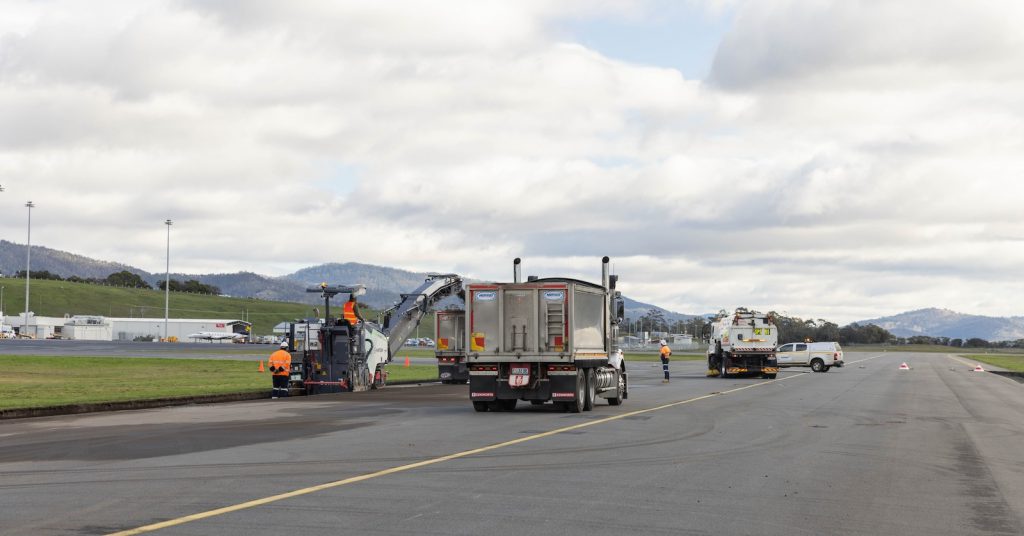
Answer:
615, 299, 625, 322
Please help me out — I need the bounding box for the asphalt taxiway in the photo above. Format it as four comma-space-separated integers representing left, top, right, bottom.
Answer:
1, 352, 1021, 535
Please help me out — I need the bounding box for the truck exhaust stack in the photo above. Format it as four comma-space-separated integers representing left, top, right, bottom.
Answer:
602, 256, 610, 290
513, 257, 522, 283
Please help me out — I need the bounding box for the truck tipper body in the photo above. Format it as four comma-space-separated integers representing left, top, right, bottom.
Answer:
435, 309, 468, 384
705, 308, 779, 379
465, 257, 627, 413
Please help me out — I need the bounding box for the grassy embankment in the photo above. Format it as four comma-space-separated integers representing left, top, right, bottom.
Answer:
0, 276, 437, 336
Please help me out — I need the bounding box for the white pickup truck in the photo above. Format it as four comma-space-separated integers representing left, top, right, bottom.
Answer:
775, 342, 844, 372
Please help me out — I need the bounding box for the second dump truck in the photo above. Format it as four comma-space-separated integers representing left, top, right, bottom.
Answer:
465, 257, 627, 413
435, 309, 468, 384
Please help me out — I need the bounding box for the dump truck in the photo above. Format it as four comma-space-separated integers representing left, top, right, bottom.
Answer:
291, 274, 463, 394
435, 309, 468, 384
704, 308, 779, 379
465, 257, 627, 413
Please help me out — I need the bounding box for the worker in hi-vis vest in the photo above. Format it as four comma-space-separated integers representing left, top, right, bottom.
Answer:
342, 295, 363, 325
659, 340, 672, 383
268, 341, 292, 398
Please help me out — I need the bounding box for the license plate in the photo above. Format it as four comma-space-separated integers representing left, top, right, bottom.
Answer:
509, 367, 530, 387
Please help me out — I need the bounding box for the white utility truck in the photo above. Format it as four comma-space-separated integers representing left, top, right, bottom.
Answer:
776, 341, 844, 372
465, 257, 627, 412
705, 308, 779, 379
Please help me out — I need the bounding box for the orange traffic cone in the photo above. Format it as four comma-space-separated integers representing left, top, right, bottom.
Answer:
258, 360, 265, 372
973, 364, 985, 372
404, 357, 410, 368
898, 362, 910, 370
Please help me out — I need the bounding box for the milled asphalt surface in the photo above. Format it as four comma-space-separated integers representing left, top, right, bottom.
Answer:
1, 351, 1021, 535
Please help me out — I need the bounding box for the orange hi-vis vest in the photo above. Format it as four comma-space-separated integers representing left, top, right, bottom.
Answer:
343, 301, 360, 325
268, 349, 291, 377
660, 345, 672, 358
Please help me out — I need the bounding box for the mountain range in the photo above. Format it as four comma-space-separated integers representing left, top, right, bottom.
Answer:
855, 308, 1024, 341
2, 240, 1019, 340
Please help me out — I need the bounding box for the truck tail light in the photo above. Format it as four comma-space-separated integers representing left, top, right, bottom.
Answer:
834, 352, 839, 360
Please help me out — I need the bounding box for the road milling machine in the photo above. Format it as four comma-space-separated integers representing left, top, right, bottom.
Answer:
704, 308, 779, 379
290, 274, 463, 394
465, 257, 628, 413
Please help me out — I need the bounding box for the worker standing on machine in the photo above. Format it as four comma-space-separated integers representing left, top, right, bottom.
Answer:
342, 295, 363, 325
268, 341, 292, 398
659, 340, 671, 383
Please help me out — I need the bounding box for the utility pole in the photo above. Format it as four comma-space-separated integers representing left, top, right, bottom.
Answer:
24, 201, 34, 329
164, 219, 172, 342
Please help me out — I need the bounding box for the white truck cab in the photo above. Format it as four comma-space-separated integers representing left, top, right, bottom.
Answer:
776, 341, 844, 372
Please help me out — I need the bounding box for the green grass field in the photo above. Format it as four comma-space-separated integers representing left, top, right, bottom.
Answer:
0, 276, 428, 336
961, 354, 1024, 372
0, 355, 267, 410
384, 364, 440, 382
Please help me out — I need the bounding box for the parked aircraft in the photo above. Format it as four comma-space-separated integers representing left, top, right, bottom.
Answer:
186, 332, 246, 342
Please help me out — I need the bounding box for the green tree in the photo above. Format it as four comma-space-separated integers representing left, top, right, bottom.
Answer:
105, 270, 152, 289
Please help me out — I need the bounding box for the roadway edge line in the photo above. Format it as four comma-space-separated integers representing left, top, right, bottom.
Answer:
107, 373, 807, 536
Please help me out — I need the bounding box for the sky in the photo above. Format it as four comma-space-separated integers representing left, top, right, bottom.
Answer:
1, 0, 1023, 324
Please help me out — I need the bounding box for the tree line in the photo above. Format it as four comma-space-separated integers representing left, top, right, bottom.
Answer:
10, 270, 221, 295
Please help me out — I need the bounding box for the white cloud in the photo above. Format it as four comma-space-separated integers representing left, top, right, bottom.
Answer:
1, 0, 1023, 324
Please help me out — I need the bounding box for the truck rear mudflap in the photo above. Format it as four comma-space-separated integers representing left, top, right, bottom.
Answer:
438, 358, 469, 383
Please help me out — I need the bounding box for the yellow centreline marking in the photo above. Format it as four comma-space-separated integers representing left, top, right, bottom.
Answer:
107, 374, 805, 536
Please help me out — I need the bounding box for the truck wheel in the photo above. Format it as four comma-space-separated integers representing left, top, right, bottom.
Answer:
570, 370, 585, 413
720, 359, 729, 379
583, 369, 596, 411
811, 358, 825, 372
608, 369, 624, 406
472, 401, 489, 412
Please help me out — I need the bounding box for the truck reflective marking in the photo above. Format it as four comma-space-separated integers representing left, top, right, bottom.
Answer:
470, 332, 486, 351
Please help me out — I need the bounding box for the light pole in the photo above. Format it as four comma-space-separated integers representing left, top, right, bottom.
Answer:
25, 201, 34, 328
1, 285, 5, 315
164, 219, 172, 342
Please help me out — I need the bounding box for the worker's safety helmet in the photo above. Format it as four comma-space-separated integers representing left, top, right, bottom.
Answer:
659, 339, 667, 346
279, 341, 289, 349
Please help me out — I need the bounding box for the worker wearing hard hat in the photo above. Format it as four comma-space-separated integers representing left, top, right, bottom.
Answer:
342, 295, 363, 325
268, 341, 292, 398
659, 340, 672, 383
